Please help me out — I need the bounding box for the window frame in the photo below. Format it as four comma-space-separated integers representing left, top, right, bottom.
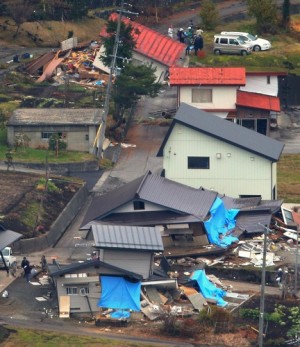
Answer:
191, 88, 212, 103
188, 156, 210, 169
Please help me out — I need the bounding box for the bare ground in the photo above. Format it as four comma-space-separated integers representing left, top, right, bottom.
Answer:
0, 170, 80, 237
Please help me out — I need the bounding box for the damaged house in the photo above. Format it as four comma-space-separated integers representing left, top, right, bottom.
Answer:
96, 13, 186, 82
81, 170, 283, 257
157, 103, 284, 199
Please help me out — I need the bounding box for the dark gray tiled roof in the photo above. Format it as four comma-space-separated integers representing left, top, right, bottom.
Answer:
221, 196, 262, 210
7, 108, 101, 126
81, 171, 217, 228
48, 259, 142, 280
157, 103, 284, 161
92, 224, 164, 251
0, 228, 23, 250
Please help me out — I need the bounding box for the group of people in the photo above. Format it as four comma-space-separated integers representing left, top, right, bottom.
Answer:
168, 21, 204, 56
21, 255, 47, 282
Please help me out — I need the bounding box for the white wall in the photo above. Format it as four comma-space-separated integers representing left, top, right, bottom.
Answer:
240, 75, 278, 96
132, 52, 167, 83
178, 86, 238, 110
163, 123, 276, 199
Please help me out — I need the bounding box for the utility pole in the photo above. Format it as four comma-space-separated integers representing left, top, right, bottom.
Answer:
294, 225, 299, 295
258, 223, 271, 347
94, 0, 125, 158
93, 1, 138, 158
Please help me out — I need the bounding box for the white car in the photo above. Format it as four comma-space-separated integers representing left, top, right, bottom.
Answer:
220, 31, 271, 51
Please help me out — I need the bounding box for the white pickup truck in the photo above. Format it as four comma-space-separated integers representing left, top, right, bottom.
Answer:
0, 247, 17, 268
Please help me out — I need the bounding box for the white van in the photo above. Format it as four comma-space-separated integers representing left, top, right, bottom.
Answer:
220, 31, 271, 51
213, 35, 252, 56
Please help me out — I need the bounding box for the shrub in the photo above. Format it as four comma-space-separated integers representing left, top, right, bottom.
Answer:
36, 178, 60, 193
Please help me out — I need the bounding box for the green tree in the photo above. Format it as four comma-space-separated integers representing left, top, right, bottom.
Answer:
199, 0, 219, 31
247, 0, 278, 33
112, 63, 161, 121
100, 18, 137, 68
282, 0, 290, 29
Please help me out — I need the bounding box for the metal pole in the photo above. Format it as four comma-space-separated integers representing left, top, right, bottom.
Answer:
295, 225, 299, 295
95, 0, 125, 158
258, 224, 269, 347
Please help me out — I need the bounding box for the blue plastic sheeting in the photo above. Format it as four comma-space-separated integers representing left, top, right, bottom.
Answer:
191, 269, 227, 307
110, 310, 131, 319
204, 197, 239, 248
98, 276, 141, 311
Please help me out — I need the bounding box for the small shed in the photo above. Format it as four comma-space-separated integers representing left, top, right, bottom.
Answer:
88, 224, 164, 279
7, 108, 101, 153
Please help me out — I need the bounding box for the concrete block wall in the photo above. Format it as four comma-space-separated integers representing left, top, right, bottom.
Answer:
13, 183, 89, 254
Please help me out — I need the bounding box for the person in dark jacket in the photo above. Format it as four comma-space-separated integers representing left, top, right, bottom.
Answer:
21, 257, 31, 282
194, 35, 204, 56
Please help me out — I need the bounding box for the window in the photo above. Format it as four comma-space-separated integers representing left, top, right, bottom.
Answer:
188, 157, 210, 169
220, 38, 228, 44
192, 89, 212, 103
229, 39, 237, 45
41, 132, 63, 140
66, 287, 78, 295
133, 201, 145, 210
267, 75, 271, 84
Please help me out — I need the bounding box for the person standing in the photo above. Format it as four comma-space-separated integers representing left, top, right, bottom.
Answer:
276, 268, 283, 289
194, 35, 204, 56
168, 25, 174, 39
40, 255, 47, 274
21, 257, 31, 282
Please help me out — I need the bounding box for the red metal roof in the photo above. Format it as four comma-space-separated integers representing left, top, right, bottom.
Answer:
236, 90, 281, 112
100, 13, 185, 67
169, 67, 246, 86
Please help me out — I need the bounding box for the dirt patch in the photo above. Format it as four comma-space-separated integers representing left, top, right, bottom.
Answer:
0, 171, 81, 238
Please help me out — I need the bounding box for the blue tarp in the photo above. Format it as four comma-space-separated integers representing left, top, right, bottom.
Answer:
191, 269, 227, 307
204, 197, 239, 248
98, 276, 141, 311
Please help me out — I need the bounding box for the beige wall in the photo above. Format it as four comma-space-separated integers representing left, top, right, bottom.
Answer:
7, 125, 97, 153
163, 123, 276, 199
178, 86, 238, 110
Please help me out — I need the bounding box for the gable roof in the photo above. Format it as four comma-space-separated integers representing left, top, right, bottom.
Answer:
169, 67, 246, 86
92, 224, 164, 251
81, 171, 217, 228
48, 259, 142, 281
237, 90, 281, 112
7, 109, 101, 126
100, 13, 185, 67
157, 103, 284, 161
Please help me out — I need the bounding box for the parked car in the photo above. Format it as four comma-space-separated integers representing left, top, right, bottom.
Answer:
213, 35, 252, 56
220, 31, 271, 51
0, 247, 16, 268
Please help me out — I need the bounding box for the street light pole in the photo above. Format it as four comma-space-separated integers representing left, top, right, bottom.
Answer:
258, 223, 270, 347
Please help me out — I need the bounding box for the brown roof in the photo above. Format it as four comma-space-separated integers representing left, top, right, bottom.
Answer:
7, 108, 101, 126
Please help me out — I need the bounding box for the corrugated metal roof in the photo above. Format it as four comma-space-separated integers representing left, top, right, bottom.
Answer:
236, 211, 272, 234
7, 108, 101, 126
137, 172, 217, 220
169, 67, 246, 86
221, 196, 262, 210
101, 13, 185, 67
92, 224, 164, 251
237, 90, 281, 112
81, 171, 217, 229
157, 103, 284, 161
0, 229, 23, 250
